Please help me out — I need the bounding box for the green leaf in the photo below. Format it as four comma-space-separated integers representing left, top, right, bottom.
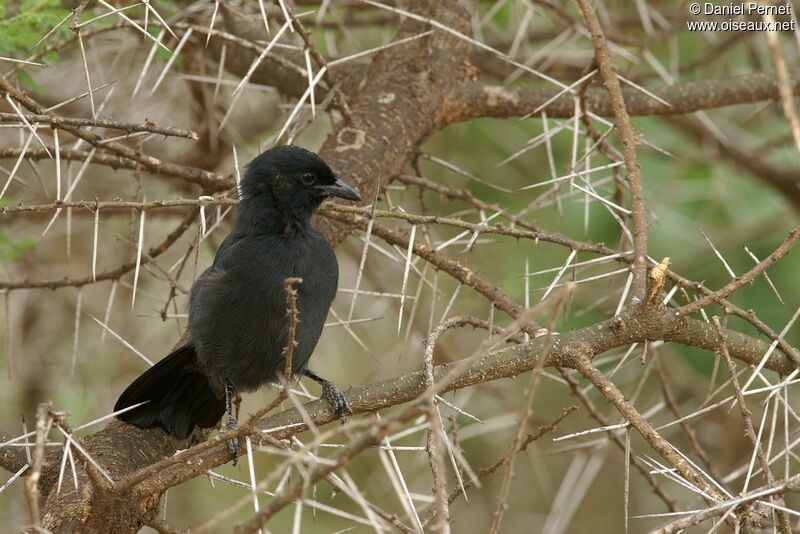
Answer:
0, 0, 72, 55
0, 230, 37, 263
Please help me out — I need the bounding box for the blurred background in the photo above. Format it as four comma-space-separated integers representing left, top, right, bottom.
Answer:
1, 0, 799, 532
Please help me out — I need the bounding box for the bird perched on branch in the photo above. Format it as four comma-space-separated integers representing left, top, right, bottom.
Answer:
115, 145, 361, 463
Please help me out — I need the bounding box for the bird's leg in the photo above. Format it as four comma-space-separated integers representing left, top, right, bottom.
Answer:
224, 383, 239, 465
303, 369, 353, 421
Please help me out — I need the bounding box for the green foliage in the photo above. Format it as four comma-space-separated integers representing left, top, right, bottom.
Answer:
0, 230, 36, 263
16, 69, 44, 94
147, 25, 176, 62
1, 0, 184, 92
0, 0, 72, 55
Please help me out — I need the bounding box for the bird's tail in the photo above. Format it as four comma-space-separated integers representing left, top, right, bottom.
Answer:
115, 345, 225, 439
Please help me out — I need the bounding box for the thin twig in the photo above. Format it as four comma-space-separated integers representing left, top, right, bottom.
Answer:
281, 0, 353, 122
282, 278, 303, 388
573, 0, 648, 304
651, 473, 800, 533
677, 229, 800, 317
0, 113, 198, 139
231, 407, 426, 534
573, 355, 725, 503
433, 405, 577, 520
712, 316, 791, 533
762, 11, 800, 156
489, 290, 570, 534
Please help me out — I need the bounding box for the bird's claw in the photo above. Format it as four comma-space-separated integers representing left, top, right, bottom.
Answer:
225, 414, 239, 466
321, 381, 353, 422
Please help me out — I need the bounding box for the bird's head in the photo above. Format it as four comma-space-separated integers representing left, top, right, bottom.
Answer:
238, 145, 361, 230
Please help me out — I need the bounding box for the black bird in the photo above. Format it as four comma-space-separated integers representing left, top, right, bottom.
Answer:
115, 145, 361, 461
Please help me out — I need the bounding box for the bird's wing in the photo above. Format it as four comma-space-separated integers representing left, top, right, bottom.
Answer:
188, 235, 295, 391
187, 232, 246, 321
212, 232, 245, 269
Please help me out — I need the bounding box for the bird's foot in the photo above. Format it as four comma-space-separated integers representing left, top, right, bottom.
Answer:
225, 414, 239, 466
303, 369, 353, 422
321, 381, 353, 422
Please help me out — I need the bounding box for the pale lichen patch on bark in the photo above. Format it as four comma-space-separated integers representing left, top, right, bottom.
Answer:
483, 86, 519, 108
335, 127, 367, 152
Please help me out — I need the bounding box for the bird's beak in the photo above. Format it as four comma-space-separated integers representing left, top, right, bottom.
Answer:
318, 176, 362, 202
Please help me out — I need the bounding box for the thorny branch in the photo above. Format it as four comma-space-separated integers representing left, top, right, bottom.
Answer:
573, 355, 726, 503
573, 0, 648, 305
0, 113, 198, 140
1, 0, 799, 532
677, 228, 800, 317
713, 316, 792, 533
652, 474, 800, 534
446, 73, 800, 122
282, 277, 303, 388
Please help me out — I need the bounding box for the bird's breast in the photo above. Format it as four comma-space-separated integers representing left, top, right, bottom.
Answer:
189, 230, 340, 392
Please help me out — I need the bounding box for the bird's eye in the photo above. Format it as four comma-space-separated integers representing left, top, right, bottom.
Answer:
301, 173, 316, 185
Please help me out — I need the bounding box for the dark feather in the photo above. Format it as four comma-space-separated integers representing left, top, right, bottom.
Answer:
115, 145, 360, 439
114, 345, 225, 439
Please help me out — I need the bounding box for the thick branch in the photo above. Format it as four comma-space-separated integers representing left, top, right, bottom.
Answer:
23, 296, 796, 530
312, 3, 473, 244
443, 73, 800, 122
